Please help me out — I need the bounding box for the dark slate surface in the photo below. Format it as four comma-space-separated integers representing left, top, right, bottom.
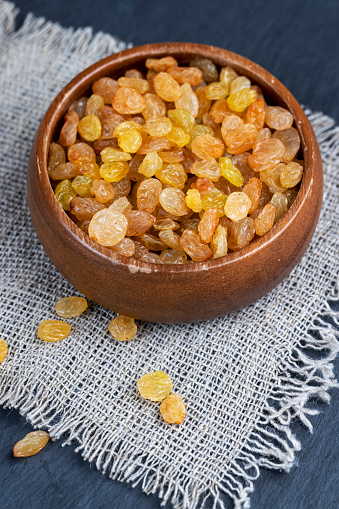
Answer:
2, 1, 339, 508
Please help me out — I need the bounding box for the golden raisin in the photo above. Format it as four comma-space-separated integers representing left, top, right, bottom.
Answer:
13, 432, 50, 457
38, 320, 71, 342
160, 393, 186, 424
108, 315, 137, 341
0, 339, 8, 363
55, 297, 88, 318
137, 371, 173, 401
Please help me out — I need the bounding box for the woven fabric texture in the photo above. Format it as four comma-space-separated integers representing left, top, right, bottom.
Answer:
0, 3, 338, 508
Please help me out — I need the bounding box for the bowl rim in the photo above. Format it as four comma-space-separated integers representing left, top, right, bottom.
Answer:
35, 42, 320, 274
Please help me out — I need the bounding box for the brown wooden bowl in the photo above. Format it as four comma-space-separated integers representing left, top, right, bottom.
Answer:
27, 42, 323, 323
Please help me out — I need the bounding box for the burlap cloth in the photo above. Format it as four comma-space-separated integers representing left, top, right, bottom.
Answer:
0, 2, 338, 508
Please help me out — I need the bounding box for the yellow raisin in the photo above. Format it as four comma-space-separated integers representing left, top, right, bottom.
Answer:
219, 157, 244, 187
100, 161, 129, 182
100, 147, 132, 163
166, 127, 190, 147
55, 297, 88, 318
0, 338, 8, 363
186, 188, 203, 213
227, 89, 257, 112
155, 163, 187, 188
108, 315, 137, 341
138, 151, 163, 177
38, 320, 71, 342
118, 129, 143, 153
137, 371, 173, 401
78, 115, 102, 141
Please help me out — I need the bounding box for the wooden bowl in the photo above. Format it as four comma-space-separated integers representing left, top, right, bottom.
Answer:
27, 43, 323, 323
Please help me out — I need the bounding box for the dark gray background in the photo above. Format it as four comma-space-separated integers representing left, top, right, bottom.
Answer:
1, 1, 339, 508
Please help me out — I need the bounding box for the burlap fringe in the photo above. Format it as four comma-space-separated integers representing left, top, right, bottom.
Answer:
0, 2, 338, 508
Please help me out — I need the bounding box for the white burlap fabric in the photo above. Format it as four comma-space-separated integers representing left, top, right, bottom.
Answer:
0, 2, 338, 508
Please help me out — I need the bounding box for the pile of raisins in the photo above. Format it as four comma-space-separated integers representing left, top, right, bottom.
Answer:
48, 56, 303, 264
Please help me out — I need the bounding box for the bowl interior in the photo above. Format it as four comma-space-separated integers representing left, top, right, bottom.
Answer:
38, 43, 314, 273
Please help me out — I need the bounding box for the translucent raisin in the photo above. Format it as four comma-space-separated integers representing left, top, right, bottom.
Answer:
100, 161, 130, 182
248, 138, 286, 171
59, 110, 79, 146
137, 371, 173, 401
146, 56, 178, 72
85, 94, 104, 117
154, 72, 182, 101
198, 208, 219, 243
113, 87, 145, 114
137, 178, 162, 213
205, 82, 228, 100
243, 177, 262, 214
142, 93, 167, 119
175, 83, 199, 117
201, 188, 226, 217
143, 117, 172, 137
118, 129, 143, 153
211, 224, 228, 258
265, 106, 293, 130
190, 159, 220, 182
117, 77, 149, 95
68, 143, 95, 162
219, 157, 244, 187
159, 249, 187, 264
160, 393, 186, 424
50, 162, 78, 181
158, 229, 183, 251
55, 180, 77, 211
159, 188, 189, 216
228, 217, 255, 250
109, 237, 136, 257
224, 192, 252, 222
155, 162, 187, 188
92, 77, 119, 103
38, 320, 71, 342
180, 229, 212, 262
186, 189, 203, 213
273, 127, 300, 162
140, 233, 168, 251
191, 134, 224, 159
246, 98, 265, 130
167, 108, 195, 132
279, 161, 303, 188
88, 209, 128, 246
108, 315, 137, 341
55, 297, 88, 318
166, 127, 190, 147
270, 191, 288, 223
78, 115, 101, 141
138, 151, 162, 177
101, 147, 132, 163
70, 197, 106, 220
254, 203, 276, 236
13, 432, 50, 457
260, 164, 287, 193
125, 210, 156, 236
48, 142, 66, 176
224, 123, 258, 154
227, 89, 257, 112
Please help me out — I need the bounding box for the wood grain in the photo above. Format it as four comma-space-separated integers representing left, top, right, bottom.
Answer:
27, 43, 323, 323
